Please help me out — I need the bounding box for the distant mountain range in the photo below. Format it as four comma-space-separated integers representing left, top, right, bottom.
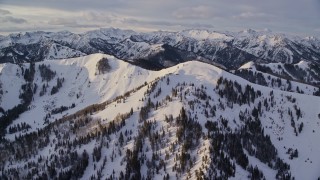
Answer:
1, 28, 319, 69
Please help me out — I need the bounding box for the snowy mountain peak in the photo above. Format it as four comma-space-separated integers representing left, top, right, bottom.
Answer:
179, 29, 233, 41
0, 53, 319, 179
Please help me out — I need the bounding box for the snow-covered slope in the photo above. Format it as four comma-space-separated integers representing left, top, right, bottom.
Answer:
0, 53, 319, 179
236, 60, 320, 88
0, 53, 166, 135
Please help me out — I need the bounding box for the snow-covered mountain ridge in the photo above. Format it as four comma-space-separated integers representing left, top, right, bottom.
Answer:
1, 28, 319, 70
235, 60, 320, 92
0, 54, 320, 179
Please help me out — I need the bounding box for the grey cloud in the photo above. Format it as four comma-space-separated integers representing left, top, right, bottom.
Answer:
122, 18, 214, 29
48, 17, 101, 29
232, 12, 273, 20
173, 6, 214, 19
68, 24, 101, 28
0, 9, 11, 15
0, 0, 319, 36
48, 18, 78, 26
1, 0, 127, 11
0, 16, 27, 24
123, 18, 178, 27
81, 11, 114, 23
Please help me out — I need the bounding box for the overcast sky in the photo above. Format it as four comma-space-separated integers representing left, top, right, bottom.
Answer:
0, 0, 319, 36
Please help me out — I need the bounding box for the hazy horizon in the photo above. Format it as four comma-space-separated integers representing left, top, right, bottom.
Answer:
0, 0, 319, 37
